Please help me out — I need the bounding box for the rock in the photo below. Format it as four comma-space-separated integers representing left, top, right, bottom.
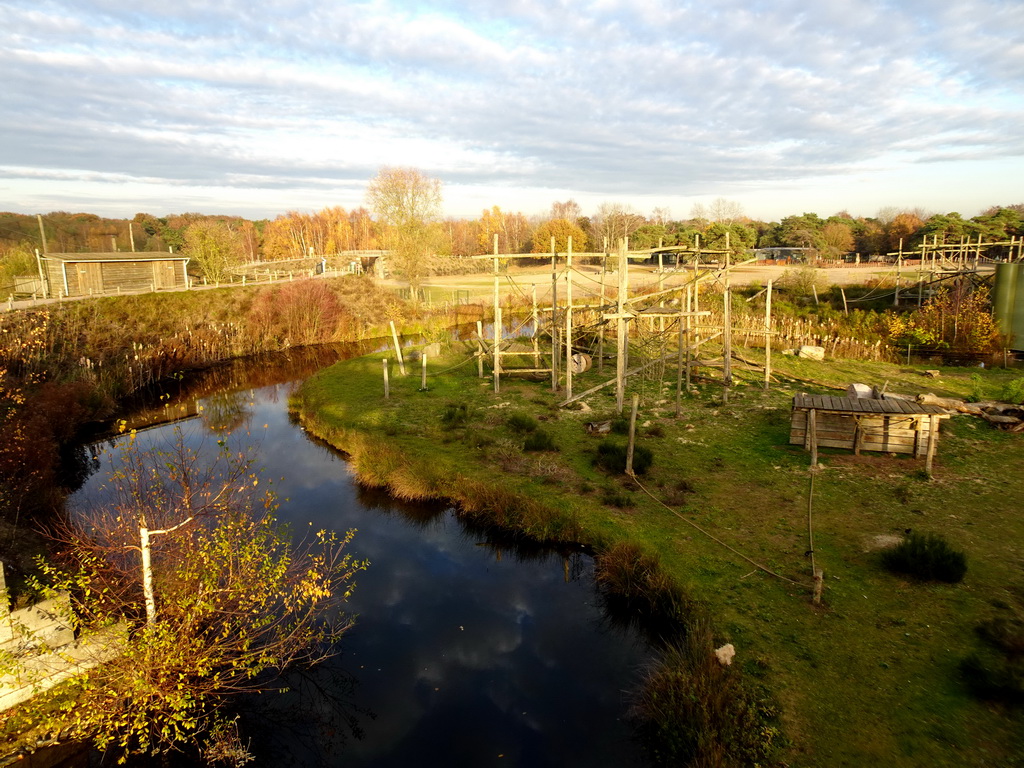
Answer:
714, 643, 736, 666
797, 345, 825, 361
924, 369, 941, 378
847, 383, 874, 399
586, 420, 612, 434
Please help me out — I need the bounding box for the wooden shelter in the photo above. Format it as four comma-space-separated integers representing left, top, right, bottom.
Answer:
790, 394, 950, 470
39, 252, 190, 298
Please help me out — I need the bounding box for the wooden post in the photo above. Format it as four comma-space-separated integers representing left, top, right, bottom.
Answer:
390, 321, 406, 376
565, 236, 574, 400
808, 408, 818, 466
476, 320, 485, 378
764, 280, 773, 390
840, 287, 849, 315
598, 261, 606, 373
493, 253, 501, 393
551, 248, 559, 392
685, 283, 693, 392
129, 222, 136, 253
36, 214, 48, 255
895, 240, 902, 306
626, 392, 639, 476
925, 414, 938, 476
420, 353, 428, 391
383, 358, 390, 399
615, 240, 629, 413
723, 278, 733, 398
812, 284, 819, 306
676, 294, 686, 418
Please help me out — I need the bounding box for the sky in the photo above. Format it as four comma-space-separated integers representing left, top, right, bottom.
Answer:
2, 0, 1023, 224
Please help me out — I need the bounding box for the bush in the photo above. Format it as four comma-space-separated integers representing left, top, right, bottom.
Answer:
881, 531, 967, 583
1001, 377, 1024, 405
960, 598, 1024, 705
507, 412, 539, 433
595, 439, 653, 475
523, 429, 557, 452
440, 402, 470, 429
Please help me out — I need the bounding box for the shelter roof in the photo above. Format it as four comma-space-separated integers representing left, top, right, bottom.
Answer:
42, 252, 188, 262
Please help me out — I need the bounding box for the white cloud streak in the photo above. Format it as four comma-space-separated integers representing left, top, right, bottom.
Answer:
1, 0, 1021, 220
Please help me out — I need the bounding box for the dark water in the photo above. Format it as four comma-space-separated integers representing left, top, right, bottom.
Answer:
70, 360, 653, 766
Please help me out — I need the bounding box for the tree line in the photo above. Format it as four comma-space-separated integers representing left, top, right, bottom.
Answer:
2, 170, 1022, 288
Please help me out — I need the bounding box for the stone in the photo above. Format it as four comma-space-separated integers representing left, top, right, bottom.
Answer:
924, 370, 941, 378
797, 345, 825, 361
846, 383, 873, 399
714, 643, 736, 666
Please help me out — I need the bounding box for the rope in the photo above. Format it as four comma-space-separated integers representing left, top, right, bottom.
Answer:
630, 475, 809, 587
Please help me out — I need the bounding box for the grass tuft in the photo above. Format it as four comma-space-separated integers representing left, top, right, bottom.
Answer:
881, 531, 968, 583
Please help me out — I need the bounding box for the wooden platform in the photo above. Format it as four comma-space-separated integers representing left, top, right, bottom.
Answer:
790, 394, 949, 467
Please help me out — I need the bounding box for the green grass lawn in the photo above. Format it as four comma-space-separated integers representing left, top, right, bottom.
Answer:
295, 339, 1024, 767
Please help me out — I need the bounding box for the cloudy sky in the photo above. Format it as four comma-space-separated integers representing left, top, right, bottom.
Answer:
2, 0, 1022, 222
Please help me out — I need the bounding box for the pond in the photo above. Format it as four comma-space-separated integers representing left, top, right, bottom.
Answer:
69, 349, 654, 767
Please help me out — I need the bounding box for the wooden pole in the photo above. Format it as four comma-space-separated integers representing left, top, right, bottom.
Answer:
615, 240, 628, 413
925, 414, 938, 477
626, 392, 639, 476
493, 253, 501, 393
421, 353, 428, 391
895, 239, 903, 306
551, 248, 559, 392
723, 278, 732, 400
383, 358, 390, 399
764, 280, 773, 390
676, 293, 686, 417
808, 408, 818, 466
565, 236, 574, 400
129, 222, 136, 253
840, 287, 849, 315
598, 260, 606, 373
36, 214, 48, 255
476, 320, 485, 378
685, 283, 693, 392
390, 321, 406, 376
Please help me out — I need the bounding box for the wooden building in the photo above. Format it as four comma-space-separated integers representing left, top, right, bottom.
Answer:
790, 394, 950, 469
39, 252, 190, 298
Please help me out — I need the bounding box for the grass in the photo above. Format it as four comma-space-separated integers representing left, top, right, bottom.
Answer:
294, 337, 1024, 767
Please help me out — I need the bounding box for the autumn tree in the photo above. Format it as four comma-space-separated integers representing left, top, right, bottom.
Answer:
531, 218, 587, 253
18, 428, 365, 763
366, 167, 444, 293
478, 206, 531, 254
182, 220, 246, 282
821, 220, 855, 258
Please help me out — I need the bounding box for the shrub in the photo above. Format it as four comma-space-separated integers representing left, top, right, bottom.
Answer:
881, 531, 967, 583
507, 412, 539, 433
595, 439, 653, 475
960, 596, 1024, 705
611, 417, 630, 435
1001, 377, 1024, 405
440, 402, 470, 429
523, 429, 557, 452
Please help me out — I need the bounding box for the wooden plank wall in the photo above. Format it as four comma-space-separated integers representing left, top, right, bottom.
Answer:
43, 260, 186, 296
790, 409, 937, 455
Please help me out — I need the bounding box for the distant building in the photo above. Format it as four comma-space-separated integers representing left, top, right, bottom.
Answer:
752, 247, 815, 263
39, 252, 190, 298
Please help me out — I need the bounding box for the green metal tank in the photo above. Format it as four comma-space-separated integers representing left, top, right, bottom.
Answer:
993, 263, 1018, 340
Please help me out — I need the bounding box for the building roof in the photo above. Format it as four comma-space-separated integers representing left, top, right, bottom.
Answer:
42, 252, 188, 262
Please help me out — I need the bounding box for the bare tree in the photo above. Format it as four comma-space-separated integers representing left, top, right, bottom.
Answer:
366, 167, 444, 293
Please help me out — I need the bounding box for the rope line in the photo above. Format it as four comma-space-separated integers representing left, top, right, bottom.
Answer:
630, 475, 809, 587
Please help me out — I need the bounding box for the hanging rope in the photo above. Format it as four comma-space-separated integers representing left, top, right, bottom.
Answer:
630, 475, 809, 587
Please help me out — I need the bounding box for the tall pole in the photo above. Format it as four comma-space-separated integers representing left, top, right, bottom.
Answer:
493, 239, 501, 393
565, 236, 574, 400
36, 214, 48, 255
615, 240, 628, 413
723, 278, 733, 401
764, 280, 773, 390
551, 245, 559, 392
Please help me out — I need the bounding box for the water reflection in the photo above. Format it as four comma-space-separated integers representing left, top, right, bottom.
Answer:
72, 368, 651, 767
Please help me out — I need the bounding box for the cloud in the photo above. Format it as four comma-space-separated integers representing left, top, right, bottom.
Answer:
1, 0, 1021, 219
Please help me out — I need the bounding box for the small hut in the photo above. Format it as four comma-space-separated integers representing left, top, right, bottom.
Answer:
39, 252, 190, 298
